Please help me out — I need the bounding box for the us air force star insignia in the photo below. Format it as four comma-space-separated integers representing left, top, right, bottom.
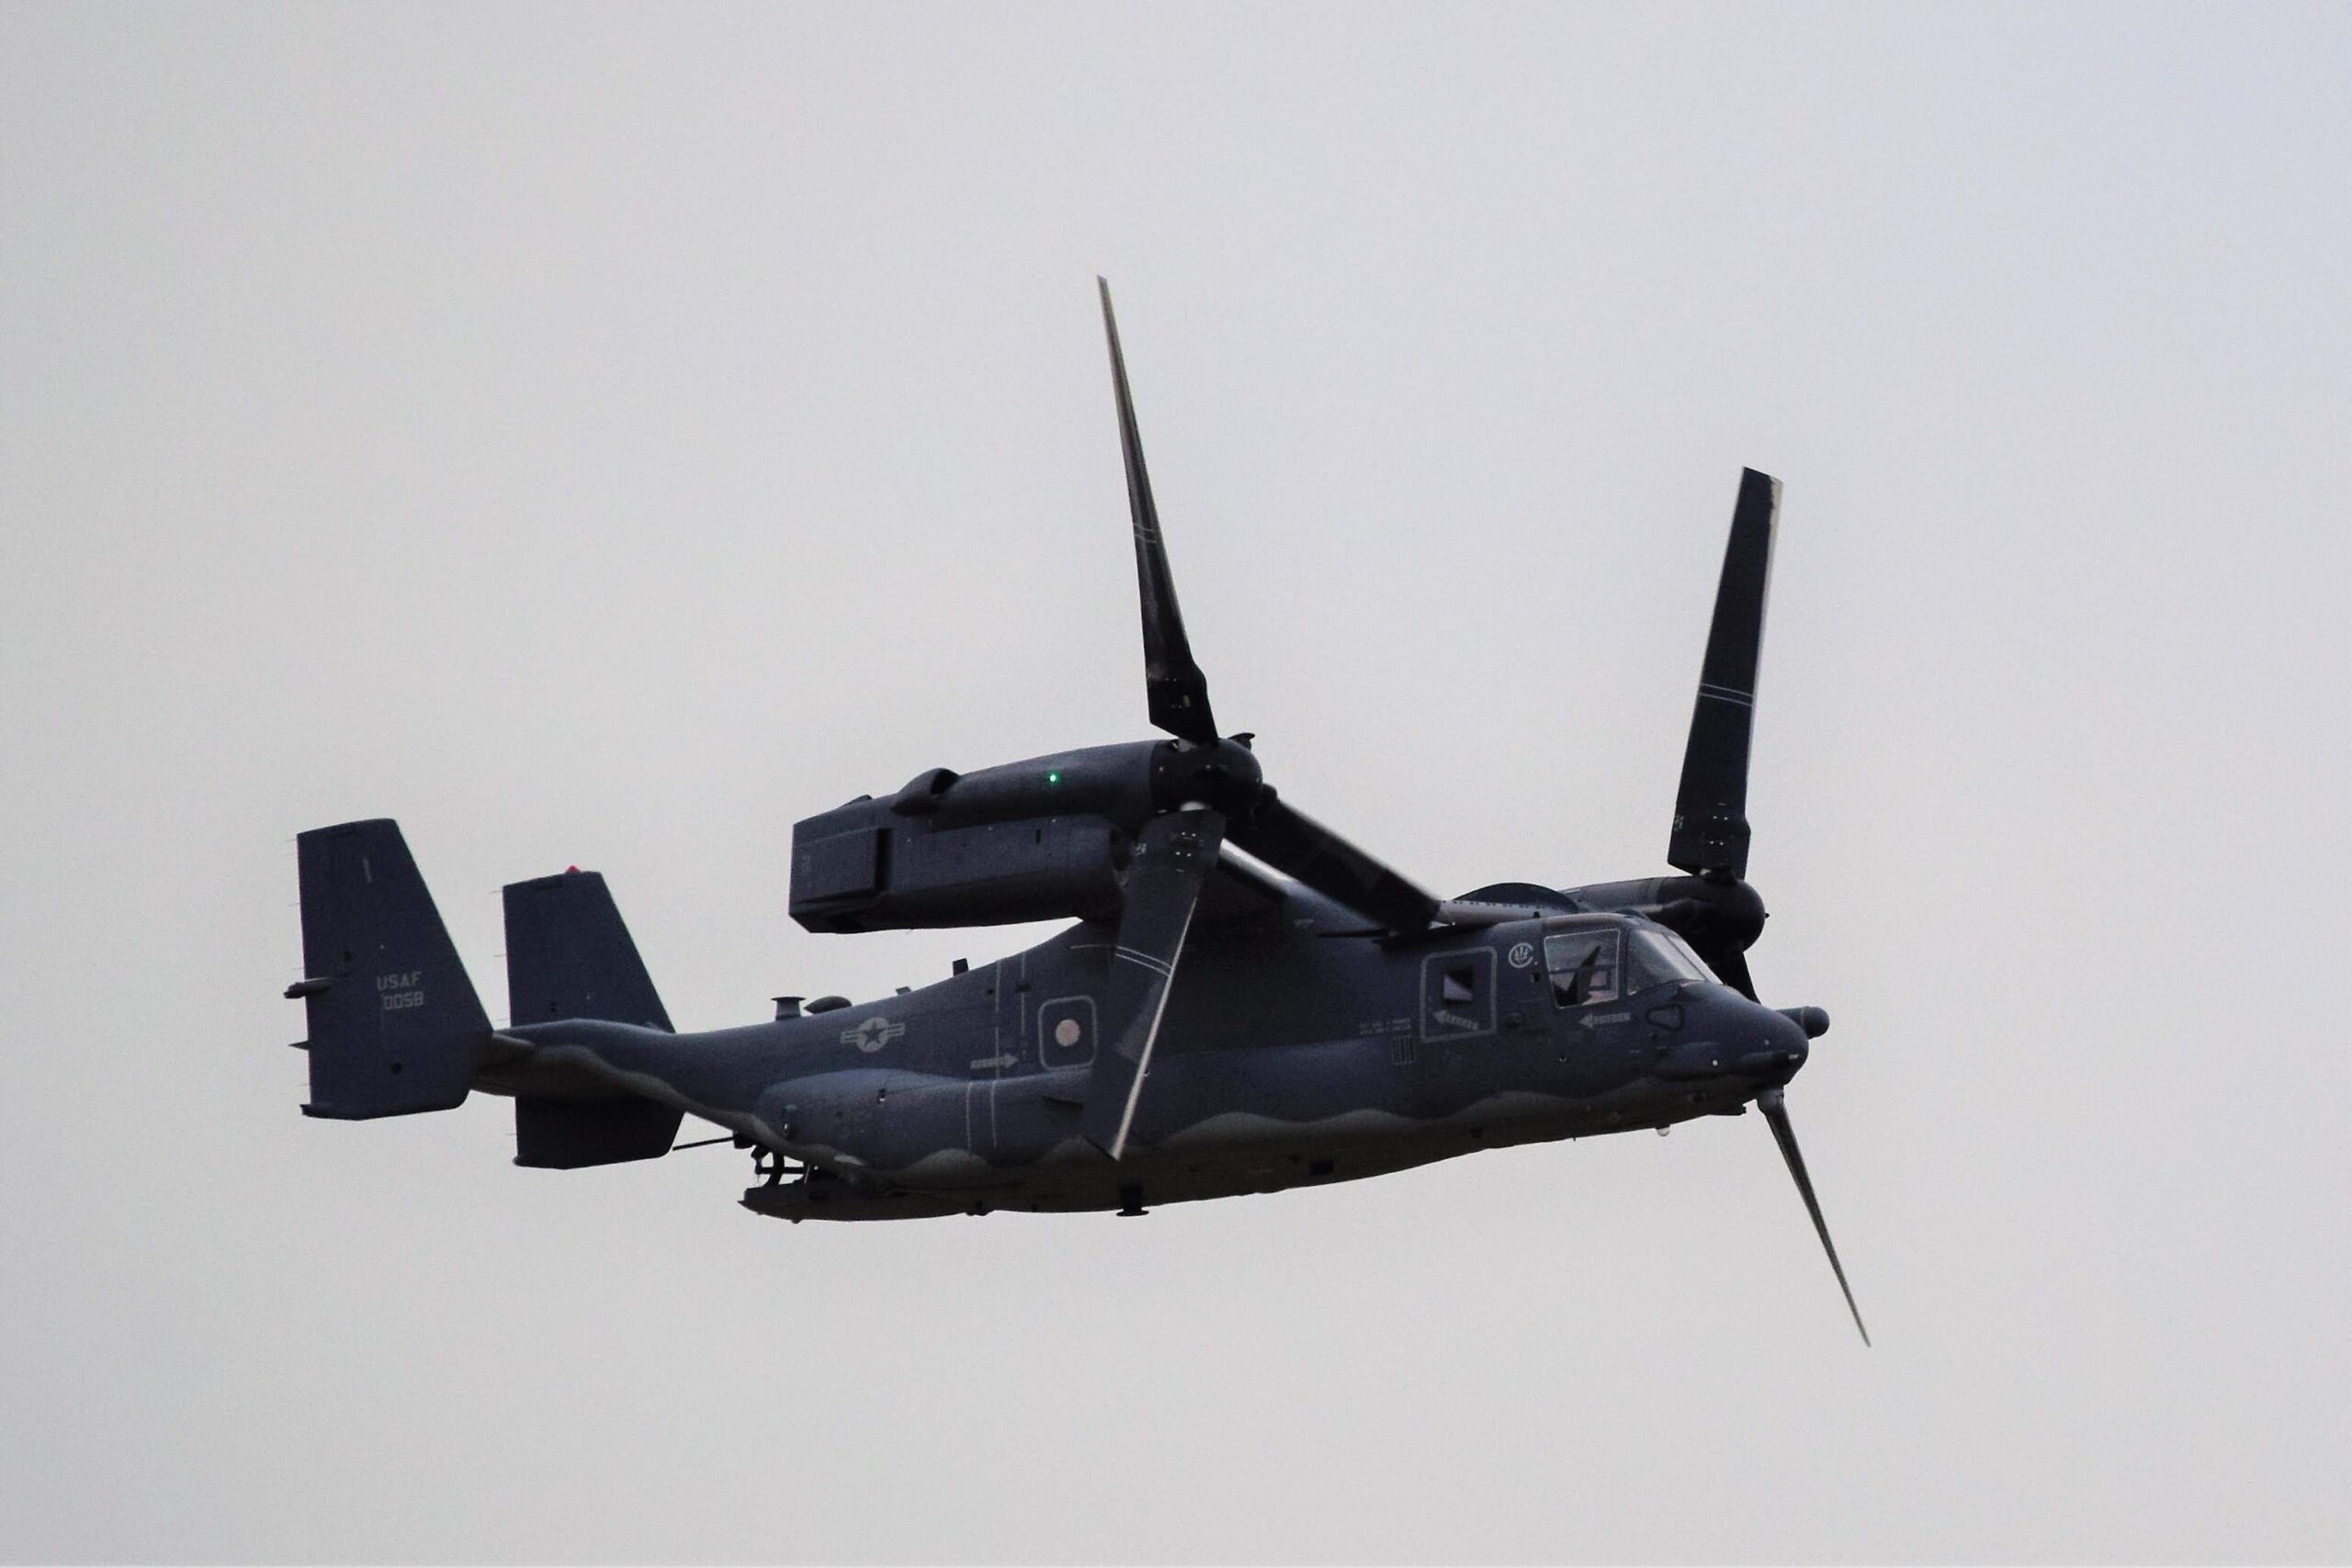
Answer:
1507, 941, 1536, 970
842, 1016, 907, 1054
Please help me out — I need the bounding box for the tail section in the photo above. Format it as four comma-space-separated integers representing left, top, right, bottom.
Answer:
502, 871, 671, 1030
291, 819, 489, 1119
501, 869, 684, 1168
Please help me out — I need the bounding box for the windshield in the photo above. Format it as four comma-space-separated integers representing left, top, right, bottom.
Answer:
1627, 927, 1717, 988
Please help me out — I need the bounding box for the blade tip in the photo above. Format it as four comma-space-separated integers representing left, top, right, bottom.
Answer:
1737, 468, 1783, 510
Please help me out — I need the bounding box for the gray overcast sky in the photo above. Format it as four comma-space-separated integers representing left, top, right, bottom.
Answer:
3, 4, 2346, 1562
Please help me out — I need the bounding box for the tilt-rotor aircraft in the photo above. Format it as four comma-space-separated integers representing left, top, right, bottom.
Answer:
286, 283, 1867, 1342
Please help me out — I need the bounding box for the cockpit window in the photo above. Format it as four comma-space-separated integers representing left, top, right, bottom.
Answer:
1627, 927, 1715, 989
1544, 927, 1621, 1007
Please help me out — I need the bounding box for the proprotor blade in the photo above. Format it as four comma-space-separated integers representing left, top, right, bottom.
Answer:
1081, 809, 1227, 1159
1229, 794, 1439, 934
1099, 278, 1218, 745
1711, 945, 1758, 1004
1668, 468, 1781, 880
1756, 1087, 1870, 1346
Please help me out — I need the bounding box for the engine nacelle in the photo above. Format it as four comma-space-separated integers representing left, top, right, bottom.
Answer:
791, 805, 1131, 933
790, 739, 1264, 934
788, 744, 1148, 933
1563, 874, 1767, 950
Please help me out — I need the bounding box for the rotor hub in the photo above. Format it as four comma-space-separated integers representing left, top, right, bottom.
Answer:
1149, 736, 1264, 817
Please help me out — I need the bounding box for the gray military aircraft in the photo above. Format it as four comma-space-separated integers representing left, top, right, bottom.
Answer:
285, 283, 1868, 1342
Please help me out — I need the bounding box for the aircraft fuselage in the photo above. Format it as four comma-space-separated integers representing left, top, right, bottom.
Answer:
493, 892, 1809, 1220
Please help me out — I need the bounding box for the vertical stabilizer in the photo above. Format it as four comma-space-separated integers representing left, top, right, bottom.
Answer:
502, 871, 671, 1030
501, 869, 683, 1168
292, 819, 488, 1119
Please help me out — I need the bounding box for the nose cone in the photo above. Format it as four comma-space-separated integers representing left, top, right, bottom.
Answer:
1731, 994, 1810, 1085
1660, 987, 1810, 1085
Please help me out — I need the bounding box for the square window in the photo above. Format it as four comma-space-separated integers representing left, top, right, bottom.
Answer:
1420, 950, 1498, 1040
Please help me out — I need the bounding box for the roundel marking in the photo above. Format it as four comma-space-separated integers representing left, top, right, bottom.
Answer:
842, 1016, 907, 1054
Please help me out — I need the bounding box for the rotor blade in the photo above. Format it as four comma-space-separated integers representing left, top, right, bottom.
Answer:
1756, 1087, 1869, 1346
1099, 278, 1218, 745
1709, 945, 1758, 1003
1649, 896, 1763, 1000
1080, 809, 1226, 1159
1229, 793, 1439, 934
1668, 468, 1781, 879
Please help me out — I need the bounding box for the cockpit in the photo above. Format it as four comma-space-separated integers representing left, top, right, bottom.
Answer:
1541, 917, 1717, 1008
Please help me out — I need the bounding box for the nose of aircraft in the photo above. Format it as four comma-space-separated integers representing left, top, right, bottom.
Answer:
1659, 985, 1813, 1085
1731, 992, 1811, 1085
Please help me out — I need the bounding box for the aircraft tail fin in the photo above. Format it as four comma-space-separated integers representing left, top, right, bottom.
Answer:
501, 870, 672, 1031
502, 869, 684, 1168
291, 819, 489, 1119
